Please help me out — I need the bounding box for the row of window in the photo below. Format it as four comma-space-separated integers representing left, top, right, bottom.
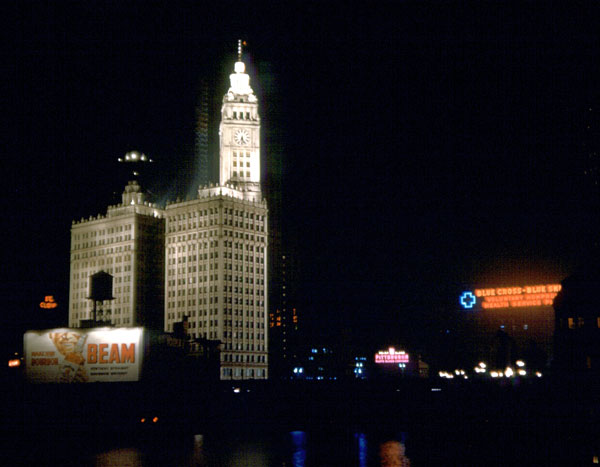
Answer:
565, 317, 600, 329
73, 234, 133, 250
168, 219, 264, 233
70, 313, 132, 324
73, 264, 132, 280
167, 231, 265, 243
221, 368, 267, 379
168, 210, 264, 221
169, 242, 265, 254
223, 342, 266, 351
168, 252, 265, 265
222, 354, 266, 363
73, 224, 132, 241
166, 294, 265, 308
72, 245, 133, 260
166, 309, 265, 319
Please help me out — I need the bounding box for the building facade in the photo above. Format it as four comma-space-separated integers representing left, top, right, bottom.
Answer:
68, 180, 164, 328
164, 49, 269, 380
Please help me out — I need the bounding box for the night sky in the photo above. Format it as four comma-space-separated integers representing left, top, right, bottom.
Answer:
5, 2, 600, 353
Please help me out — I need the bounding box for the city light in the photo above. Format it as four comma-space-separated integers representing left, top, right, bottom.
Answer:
504, 367, 514, 377
516, 360, 525, 367
8, 359, 21, 368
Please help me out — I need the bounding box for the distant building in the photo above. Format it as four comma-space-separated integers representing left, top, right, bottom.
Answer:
68, 180, 164, 328
553, 256, 600, 373
269, 251, 300, 378
164, 44, 268, 380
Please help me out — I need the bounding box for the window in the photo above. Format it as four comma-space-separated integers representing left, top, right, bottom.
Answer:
568, 317, 575, 329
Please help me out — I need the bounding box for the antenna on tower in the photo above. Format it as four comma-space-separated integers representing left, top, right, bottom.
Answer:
238, 39, 243, 61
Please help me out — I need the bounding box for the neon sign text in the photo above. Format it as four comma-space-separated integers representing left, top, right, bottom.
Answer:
375, 348, 409, 364
40, 295, 58, 309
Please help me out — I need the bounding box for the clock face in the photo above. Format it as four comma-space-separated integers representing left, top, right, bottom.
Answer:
234, 129, 250, 146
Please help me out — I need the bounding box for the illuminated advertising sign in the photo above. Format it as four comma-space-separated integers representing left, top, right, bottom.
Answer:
459, 284, 562, 310
375, 348, 410, 364
39, 295, 58, 309
24, 327, 143, 383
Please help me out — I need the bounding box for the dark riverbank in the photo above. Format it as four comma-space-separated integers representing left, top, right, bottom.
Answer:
3, 375, 600, 465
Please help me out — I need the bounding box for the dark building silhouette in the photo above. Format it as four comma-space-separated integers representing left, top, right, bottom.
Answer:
553, 251, 600, 373
268, 249, 300, 378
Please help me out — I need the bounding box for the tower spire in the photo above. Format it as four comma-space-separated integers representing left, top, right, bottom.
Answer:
238, 39, 243, 62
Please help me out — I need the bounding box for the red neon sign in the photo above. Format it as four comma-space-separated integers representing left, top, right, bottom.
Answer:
474, 284, 561, 309
375, 348, 410, 364
40, 296, 58, 309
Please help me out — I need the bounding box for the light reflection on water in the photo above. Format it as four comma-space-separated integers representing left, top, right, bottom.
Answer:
379, 440, 411, 467
290, 430, 307, 467
356, 432, 368, 467
92, 429, 410, 466
95, 447, 143, 467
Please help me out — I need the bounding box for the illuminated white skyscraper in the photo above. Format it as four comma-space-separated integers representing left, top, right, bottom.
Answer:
164, 42, 269, 379
68, 179, 165, 328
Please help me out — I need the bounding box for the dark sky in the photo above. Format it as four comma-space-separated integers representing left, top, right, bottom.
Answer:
4, 2, 600, 350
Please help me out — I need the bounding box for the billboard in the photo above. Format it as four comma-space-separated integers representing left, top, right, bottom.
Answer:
375, 348, 410, 364
459, 284, 562, 310
24, 327, 143, 383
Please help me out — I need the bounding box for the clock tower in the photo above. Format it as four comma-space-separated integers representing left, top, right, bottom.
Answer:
219, 40, 261, 201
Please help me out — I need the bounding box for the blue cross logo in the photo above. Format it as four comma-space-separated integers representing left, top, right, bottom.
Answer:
460, 291, 477, 309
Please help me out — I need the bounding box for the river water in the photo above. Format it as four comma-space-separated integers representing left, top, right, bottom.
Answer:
6, 378, 600, 466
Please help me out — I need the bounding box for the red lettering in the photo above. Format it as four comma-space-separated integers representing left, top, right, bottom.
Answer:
99, 343, 108, 363
109, 343, 120, 364
121, 343, 135, 363
87, 344, 97, 364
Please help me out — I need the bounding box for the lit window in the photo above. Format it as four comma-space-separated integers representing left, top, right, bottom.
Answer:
568, 317, 575, 329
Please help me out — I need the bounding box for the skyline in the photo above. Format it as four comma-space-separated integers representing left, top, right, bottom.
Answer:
5, 3, 600, 352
